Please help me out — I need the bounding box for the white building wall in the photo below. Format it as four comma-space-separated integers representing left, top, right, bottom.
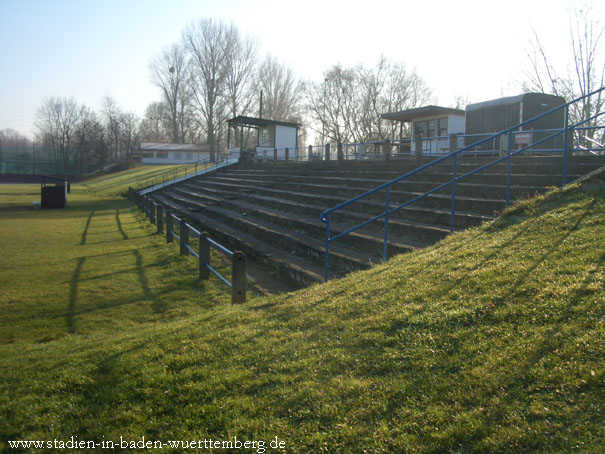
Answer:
141, 151, 210, 165
256, 124, 298, 160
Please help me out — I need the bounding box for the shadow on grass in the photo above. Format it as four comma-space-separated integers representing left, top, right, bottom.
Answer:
133, 249, 166, 314
116, 209, 129, 240
67, 257, 86, 334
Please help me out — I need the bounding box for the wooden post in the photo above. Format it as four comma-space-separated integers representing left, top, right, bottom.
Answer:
150, 202, 156, 225
383, 139, 391, 161
337, 142, 343, 165
180, 218, 189, 256
325, 143, 331, 162
199, 231, 210, 280
285, 147, 289, 164
146, 198, 153, 221
166, 211, 173, 243
156, 204, 163, 234
231, 251, 246, 303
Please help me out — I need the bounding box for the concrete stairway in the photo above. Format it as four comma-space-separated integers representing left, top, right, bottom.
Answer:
147, 154, 605, 293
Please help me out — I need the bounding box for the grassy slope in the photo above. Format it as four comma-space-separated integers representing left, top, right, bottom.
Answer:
1, 178, 604, 453
81, 164, 181, 196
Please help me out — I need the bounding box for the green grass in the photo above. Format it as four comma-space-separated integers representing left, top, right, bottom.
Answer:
81, 164, 181, 196
1, 176, 604, 453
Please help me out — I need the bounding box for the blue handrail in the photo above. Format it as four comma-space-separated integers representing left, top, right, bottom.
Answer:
320, 86, 605, 281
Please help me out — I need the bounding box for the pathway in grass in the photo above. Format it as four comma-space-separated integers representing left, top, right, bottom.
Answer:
0, 184, 231, 345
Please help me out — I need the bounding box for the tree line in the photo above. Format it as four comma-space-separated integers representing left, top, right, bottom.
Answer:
29, 8, 604, 175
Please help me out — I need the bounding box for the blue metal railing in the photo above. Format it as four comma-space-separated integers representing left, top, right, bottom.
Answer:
320, 87, 605, 281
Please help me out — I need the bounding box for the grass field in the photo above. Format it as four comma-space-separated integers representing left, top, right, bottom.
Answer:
0, 173, 603, 453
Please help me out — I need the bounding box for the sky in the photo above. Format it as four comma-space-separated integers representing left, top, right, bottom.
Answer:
0, 0, 601, 139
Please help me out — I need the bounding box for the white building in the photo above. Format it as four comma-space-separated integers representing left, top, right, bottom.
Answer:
139, 143, 210, 165
226, 116, 300, 160
381, 106, 465, 155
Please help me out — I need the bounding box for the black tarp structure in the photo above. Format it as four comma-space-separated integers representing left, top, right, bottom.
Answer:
41, 176, 69, 209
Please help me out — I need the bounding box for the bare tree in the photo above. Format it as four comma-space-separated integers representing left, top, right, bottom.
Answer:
35, 97, 86, 173
224, 25, 258, 119
257, 55, 305, 122
102, 97, 122, 162
149, 44, 194, 143
523, 5, 605, 144
183, 19, 231, 160
140, 101, 170, 142
306, 58, 433, 144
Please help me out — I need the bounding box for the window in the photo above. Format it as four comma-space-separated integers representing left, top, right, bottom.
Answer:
438, 117, 448, 136
428, 119, 437, 137
414, 120, 427, 138
142, 152, 153, 158
174, 152, 182, 160
186, 152, 193, 160
156, 152, 167, 159
414, 117, 448, 138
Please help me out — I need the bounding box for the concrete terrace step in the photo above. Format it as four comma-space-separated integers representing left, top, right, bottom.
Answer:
185, 178, 492, 229
162, 188, 418, 268
145, 153, 605, 292
152, 193, 325, 288
173, 183, 450, 244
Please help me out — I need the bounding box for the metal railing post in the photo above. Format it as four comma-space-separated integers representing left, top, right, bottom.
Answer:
450, 154, 458, 233
324, 213, 331, 282
337, 143, 343, 165
325, 143, 331, 162
274, 148, 278, 163
506, 131, 513, 206
199, 231, 210, 280
562, 105, 570, 186
166, 211, 173, 243
180, 218, 189, 256
384, 186, 390, 261
231, 251, 246, 303
285, 147, 289, 164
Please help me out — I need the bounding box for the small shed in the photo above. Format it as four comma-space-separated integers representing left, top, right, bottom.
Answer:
226, 116, 300, 160
381, 106, 465, 155
40, 175, 68, 209
465, 93, 566, 151
139, 143, 210, 165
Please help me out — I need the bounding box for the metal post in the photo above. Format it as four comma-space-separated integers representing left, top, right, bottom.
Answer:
180, 218, 189, 256
308, 145, 313, 162
274, 148, 278, 163
450, 154, 458, 233
324, 214, 331, 282
199, 232, 210, 280
285, 147, 289, 164
231, 251, 246, 303
325, 143, 330, 162
166, 211, 174, 243
384, 186, 390, 262
337, 143, 343, 165
506, 131, 513, 206
562, 105, 570, 186
156, 205, 163, 233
